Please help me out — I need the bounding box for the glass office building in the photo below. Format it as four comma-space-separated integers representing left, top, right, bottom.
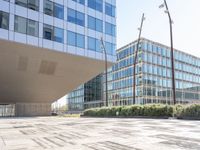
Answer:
68, 74, 103, 111
0, 0, 116, 116
108, 38, 200, 106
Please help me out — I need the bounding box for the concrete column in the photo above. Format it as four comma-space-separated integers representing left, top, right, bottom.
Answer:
15, 103, 51, 117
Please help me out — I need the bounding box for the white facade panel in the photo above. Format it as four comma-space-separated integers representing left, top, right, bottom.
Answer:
28, 9, 39, 21
0, 29, 8, 40
27, 35, 39, 46
0, 0, 116, 63
53, 42, 64, 52
14, 32, 27, 44
43, 39, 53, 49
15, 5, 27, 18
0, 0, 9, 12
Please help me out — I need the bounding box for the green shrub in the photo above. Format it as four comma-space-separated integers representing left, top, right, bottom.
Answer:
83, 104, 199, 119
176, 104, 200, 119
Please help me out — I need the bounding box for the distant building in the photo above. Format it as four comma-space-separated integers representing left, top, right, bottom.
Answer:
68, 74, 103, 112
108, 38, 200, 106
68, 38, 200, 111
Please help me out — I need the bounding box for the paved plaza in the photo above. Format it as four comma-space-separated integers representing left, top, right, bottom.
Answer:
0, 117, 200, 150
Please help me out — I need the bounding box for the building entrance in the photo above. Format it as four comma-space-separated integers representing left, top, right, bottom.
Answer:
0, 104, 15, 117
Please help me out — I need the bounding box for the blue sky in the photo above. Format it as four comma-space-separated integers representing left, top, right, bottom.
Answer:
117, 0, 200, 57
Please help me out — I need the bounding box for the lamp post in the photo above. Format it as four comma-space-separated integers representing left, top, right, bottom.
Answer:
159, 0, 176, 105
101, 37, 108, 107
133, 13, 145, 104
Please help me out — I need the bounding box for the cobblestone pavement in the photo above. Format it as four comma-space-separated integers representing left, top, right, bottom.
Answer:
0, 117, 200, 150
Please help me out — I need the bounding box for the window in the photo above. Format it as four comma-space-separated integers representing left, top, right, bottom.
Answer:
15, 0, 39, 11
0, 11, 9, 30
68, 8, 85, 26
105, 22, 116, 36
72, 0, 85, 5
15, 15, 39, 36
28, 0, 39, 11
105, 3, 115, 17
44, 0, 64, 19
105, 42, 115, 55
77, 33, 85, 48
54, 27, 64, 43
27, 19, 38, 36
67, 31, 76, 46
43, 24, 53, 40
43, 24, 64, 43
67, 31, 85, 48
88, 16, 102, 32
44, 0, 53, 16
14, 16, 27, 34
88, 0, 103, 12
15, 0, 27, 8
54, 3, 64, 19
88, 37, 101, 52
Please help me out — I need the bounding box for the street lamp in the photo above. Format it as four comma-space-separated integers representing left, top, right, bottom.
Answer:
133, 13, 145, 104
159, 0, 176, 105
101, 37, 108, 107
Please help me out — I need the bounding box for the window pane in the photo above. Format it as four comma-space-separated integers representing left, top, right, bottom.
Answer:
96, 39, 101, 52
54, 27, 64, 43
27, 19, 38, 36
67, 8, 76, 24
88, 0, 102, 12
14, 16, 27, 34
43, 24, 53, 40
68, 8, 84, 26
96, 18, 102, 32
54, 3, 64, 19
0, 11, 9, 30
105, 3, 115, 17
88, 16, 95, 30
96, 0, 103, 12
77, 33, 85, 48
15, 0, 27, 8
28, 0, 39, 11
105, 42, 114, 55
76, 11, 85, 26
67, 31, 76, 46
105, 22, 116, 36
72, 0, 85, 5
44, 0, 53, 16
88, 37, 95, 51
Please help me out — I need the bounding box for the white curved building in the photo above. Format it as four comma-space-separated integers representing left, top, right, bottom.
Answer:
0, 0, 116, 116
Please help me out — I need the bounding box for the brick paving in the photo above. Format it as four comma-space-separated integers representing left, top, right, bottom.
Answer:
0, 117, 200, 150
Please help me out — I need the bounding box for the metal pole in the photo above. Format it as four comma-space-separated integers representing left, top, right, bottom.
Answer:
163, 0, 176, 105
133, 13, 145, 105
101, 37, 108, 107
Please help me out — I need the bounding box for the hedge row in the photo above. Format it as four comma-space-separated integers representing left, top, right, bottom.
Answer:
83, 104, 200, 119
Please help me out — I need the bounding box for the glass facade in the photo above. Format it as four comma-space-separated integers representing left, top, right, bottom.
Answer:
107, 39, 200, 106
0, 0, 116, 56
68, 74, 103, 111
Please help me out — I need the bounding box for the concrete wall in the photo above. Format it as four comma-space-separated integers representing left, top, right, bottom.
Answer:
15, 103, 51, 117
